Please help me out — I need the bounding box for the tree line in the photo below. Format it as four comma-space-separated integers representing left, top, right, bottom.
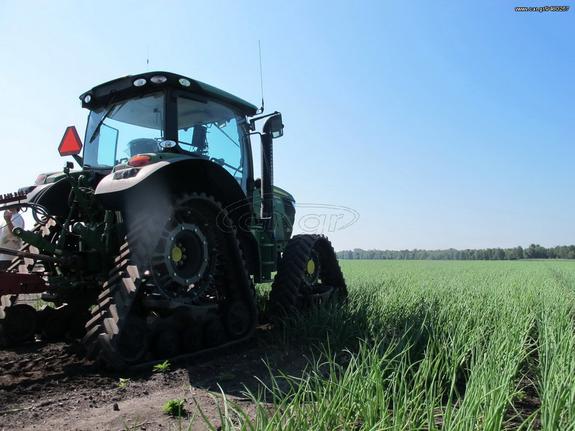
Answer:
337, 244, 575, 260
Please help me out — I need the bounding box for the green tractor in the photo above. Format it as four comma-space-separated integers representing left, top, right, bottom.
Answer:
0, 72, 346, 369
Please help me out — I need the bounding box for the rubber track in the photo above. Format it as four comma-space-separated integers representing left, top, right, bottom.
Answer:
269, 234, 347, 317
83, 193, 257, 370
82, 256, 140, 368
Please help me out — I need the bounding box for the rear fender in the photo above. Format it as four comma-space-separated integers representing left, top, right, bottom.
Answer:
96, 159, 250, 223
95, 158, 259, 274
26, 170, 106, 218
26, 178, 71, 218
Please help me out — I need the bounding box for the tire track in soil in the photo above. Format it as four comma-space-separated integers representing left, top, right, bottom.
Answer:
0, 336, 308, 430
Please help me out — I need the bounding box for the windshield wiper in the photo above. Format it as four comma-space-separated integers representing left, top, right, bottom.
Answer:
212, 124, 240, 148
88, 103, 123, 144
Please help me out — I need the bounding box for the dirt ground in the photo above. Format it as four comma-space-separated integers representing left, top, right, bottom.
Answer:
0, 331, 308, 431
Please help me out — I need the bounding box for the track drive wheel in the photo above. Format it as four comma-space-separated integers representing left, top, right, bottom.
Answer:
83, 193, 257, 370
269, 234, 347, 320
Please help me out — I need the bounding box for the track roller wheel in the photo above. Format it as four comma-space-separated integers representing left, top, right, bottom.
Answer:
269, 234, 347, 320
99, 318, 149, 369
204, 318, 227, 348
152, 328, 181, 359
223, 300, 253, 339
151, 321, 182, 359
182, 324, 204, 353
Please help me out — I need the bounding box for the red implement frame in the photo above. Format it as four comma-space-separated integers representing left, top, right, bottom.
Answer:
0, 272, 47, 296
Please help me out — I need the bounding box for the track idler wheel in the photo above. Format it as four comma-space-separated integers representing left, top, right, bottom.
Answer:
152, 328, 181, 359
223, 300, 253, 340
151, 320, 182, 359
203, 318, 227, 348
269, 234, 347, 320
99, 318, 149, 369
0, 304, 38, 344
182, 324, 204, 353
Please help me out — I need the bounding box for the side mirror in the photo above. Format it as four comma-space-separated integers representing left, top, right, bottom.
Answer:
58, 126, 83, 156
263, 113, 284, 139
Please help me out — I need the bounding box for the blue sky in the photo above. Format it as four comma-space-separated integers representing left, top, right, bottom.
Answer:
0, 1, 573, 250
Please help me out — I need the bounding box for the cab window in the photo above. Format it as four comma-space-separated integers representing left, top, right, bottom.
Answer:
177, 97, 246, 184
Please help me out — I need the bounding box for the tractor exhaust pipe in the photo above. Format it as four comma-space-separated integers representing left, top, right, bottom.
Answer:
260, 112, 283, 233
261, 131, 274, 231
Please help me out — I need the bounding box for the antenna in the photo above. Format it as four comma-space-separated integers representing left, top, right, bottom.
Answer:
146, 45, 150, 70
258, 40, 265, 114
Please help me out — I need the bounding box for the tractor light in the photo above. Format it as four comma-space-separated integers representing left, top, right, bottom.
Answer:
150, 75, 167, 84
178, 78, 191, 87
83, 94, 92, 104
113, 168, 139, 180
133, 78, 147, 87
128, 154, 152, 167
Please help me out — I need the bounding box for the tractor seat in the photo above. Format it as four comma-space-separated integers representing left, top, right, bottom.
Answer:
128, 138, 159, 156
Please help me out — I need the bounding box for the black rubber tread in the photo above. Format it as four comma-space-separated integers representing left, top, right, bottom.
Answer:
83, 193, 257, 370
113, 247, 132, 266
220, 214, 257, 341
82, 259, 140, 366
269, 234, 347, 319
84, 269, 125, 328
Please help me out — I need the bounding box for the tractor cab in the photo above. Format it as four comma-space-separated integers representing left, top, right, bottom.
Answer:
70, 72, 288, 242
77, 72, 262, 191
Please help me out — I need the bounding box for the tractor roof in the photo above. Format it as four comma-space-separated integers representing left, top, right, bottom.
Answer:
79, 71, 258, 116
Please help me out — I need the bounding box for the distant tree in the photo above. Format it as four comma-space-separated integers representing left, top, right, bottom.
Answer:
494, 249, 505, 260
337, 243, 575, 260
525, 244, 547, 259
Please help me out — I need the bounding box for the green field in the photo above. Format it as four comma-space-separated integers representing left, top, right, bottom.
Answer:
217, 260, 575, 430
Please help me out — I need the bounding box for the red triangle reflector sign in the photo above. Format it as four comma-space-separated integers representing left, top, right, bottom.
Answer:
58, 126, 83, 156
